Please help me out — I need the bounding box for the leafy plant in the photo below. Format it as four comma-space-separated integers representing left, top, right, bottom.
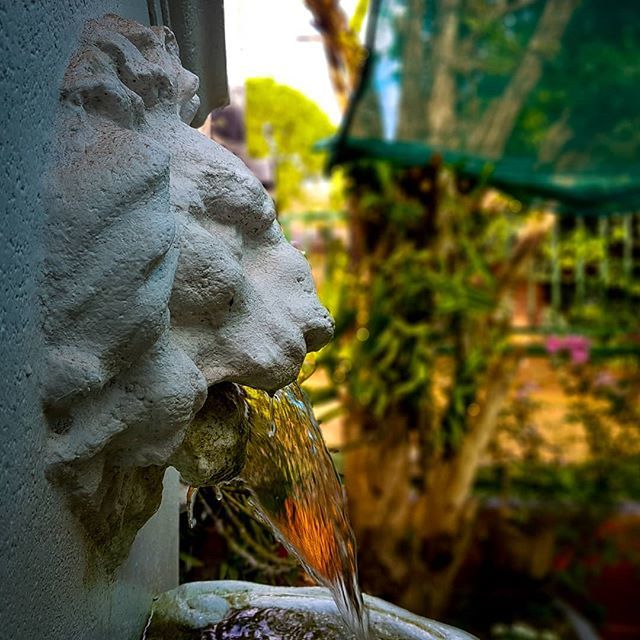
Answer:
310, 159, 549, 615
245, 78, 335, 210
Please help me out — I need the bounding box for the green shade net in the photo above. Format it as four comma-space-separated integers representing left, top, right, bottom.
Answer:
333, 0, 640, 214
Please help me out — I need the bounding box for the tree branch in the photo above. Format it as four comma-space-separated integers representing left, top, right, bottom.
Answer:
468, 0, 579, 157
304, 0, 364, 112
426, 0, 463, 144
442, 212, 554, 526
458, 0, 537, 60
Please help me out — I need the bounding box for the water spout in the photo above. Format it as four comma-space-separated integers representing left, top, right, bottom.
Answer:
240, 383, 371, 640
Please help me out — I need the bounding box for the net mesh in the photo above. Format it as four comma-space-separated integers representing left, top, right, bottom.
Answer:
333, 0, 640, 214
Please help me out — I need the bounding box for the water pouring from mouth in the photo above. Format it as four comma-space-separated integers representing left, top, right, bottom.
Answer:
238, 382, 371, 640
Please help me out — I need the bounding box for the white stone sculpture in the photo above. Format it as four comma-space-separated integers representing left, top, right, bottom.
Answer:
42, 14, 333, 568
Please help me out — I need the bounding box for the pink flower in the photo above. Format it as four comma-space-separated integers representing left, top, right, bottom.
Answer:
545, 334, 591, 365
570, 348, 589, 365
545, 336, 564, 354
567, 335, 590, 365
565, 335, 590, 351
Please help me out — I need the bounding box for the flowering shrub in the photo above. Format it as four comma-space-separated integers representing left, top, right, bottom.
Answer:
544, 334, 591, 365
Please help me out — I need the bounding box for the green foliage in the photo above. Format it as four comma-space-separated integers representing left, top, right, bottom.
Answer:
535, 213, 640, 333
316, 160, 524, 453
245, 78, 335, 210
477, 456, 640, 508
340, 0, 640, 214
488, 353, 640, 508
349, 0, 369, 36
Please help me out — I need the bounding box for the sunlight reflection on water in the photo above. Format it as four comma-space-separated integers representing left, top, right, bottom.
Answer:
239, 383, 371, 640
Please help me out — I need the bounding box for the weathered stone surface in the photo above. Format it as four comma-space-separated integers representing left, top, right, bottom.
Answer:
42, 14, 333, 567
147, 581, 477, 640
169, 383, 248, 487
150, 582, 231, 640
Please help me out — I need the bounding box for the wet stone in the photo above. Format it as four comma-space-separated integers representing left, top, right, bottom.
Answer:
201, 607, 397, 640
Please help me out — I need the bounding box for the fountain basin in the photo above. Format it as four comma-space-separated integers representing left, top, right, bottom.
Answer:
146, 580, 476, 639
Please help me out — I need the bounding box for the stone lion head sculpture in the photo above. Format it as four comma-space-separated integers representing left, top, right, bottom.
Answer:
43, 14, 332, 567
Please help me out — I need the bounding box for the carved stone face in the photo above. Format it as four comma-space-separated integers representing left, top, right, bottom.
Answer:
163, 124, 333, 393
43, 14, 332, 565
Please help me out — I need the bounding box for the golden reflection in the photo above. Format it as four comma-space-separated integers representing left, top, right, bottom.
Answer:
240, 384, 370, 640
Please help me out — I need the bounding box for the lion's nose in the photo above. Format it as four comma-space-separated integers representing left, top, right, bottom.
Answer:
302, 306, 334, 353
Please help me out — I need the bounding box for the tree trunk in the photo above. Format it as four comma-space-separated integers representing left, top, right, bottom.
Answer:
342, 179, 553, 616
344, 355, 517, 615
427, 0, 462, 145
304, 0, 363, 112
468, 0, 579, 157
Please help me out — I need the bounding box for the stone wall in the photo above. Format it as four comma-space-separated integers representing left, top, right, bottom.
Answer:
0, 3, 176, 639
0, 4, 333, 640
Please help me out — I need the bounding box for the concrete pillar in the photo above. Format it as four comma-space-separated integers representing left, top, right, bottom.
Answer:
0, 5, 332, 640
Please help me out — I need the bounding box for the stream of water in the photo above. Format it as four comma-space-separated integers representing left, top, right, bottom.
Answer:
236, 383, 371, 640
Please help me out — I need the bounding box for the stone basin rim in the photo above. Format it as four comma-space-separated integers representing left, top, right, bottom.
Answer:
151, 580, 477, 640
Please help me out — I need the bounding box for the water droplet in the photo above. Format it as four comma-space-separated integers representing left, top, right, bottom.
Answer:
268, 391, 277, 437
215, 485, 223, 501
187, 486, 198, 529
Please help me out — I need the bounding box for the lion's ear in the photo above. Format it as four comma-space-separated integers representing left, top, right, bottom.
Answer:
61, 46, 145, 129
152, 25, 180, 58
60, 15, 202, 129
88, 24, 175, 111
43, 346, 107, 413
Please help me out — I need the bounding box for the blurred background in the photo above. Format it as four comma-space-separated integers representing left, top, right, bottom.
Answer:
181, 2, 640, 639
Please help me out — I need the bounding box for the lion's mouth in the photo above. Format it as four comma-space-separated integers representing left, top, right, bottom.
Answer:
171, 382, 249, 487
